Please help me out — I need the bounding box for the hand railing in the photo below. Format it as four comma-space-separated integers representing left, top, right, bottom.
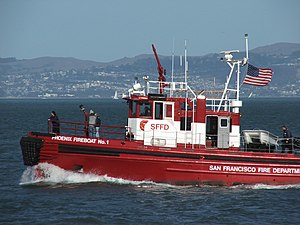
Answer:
48, 119, 130, 140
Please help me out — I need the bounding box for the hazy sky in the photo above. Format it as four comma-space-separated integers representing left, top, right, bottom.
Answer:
1, 0, 299, 62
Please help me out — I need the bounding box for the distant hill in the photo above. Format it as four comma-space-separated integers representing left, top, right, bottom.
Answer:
252, 43, 300, 56
1, 42, 300, 98
1, 42, 299, 73
107, 54, 153, 66
0, 57, 17, 63
0, 56, 106, 74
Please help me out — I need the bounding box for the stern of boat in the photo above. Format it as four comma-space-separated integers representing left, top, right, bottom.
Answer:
20, 136, 44, 166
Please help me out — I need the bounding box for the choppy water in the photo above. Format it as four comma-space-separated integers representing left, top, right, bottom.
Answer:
1, 98, 300, 224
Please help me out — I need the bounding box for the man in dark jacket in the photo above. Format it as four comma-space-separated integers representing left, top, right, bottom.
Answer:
282, 125, 293, 153
80, 105, 89, 137
48, 111, 60, 134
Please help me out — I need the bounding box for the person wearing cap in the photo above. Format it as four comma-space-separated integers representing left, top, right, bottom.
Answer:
282, 125, 293, 153
88, 110, 97, 137
48, 111, 60, 134
79, 105, 89, 137
95, 113, 101, 138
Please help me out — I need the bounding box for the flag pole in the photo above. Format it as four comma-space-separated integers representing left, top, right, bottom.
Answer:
245, 33, 249, 60
240, 34, 249, 89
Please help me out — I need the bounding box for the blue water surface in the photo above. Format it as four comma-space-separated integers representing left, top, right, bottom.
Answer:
0, 98, 300, 225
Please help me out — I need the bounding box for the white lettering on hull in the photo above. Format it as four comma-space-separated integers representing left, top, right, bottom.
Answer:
208, 165, 300, 175
51, 135, 108, 145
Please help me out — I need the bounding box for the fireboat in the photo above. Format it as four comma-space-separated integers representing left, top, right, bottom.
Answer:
20, 35, 300, 185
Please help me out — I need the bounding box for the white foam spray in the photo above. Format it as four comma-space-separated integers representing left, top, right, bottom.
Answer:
20, 163, 300, 190
19, 163, 170, 187
231, 183, 300, 190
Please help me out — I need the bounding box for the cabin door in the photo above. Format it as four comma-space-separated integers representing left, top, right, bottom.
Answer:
217, 117, 230, 149
154, 102, 174, 121
206, 116, 218, 148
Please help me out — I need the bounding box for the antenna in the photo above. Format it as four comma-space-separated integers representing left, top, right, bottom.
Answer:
245, 33, 249, 60
171, 38, 175, 85
241, 33, 249, 66
180, 55, 183, 84
184, 40, 188, 84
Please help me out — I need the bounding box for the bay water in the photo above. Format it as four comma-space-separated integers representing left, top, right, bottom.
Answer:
1, 98, 300, 224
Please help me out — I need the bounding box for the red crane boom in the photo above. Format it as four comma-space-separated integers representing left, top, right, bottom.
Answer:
152, 44, 166, 94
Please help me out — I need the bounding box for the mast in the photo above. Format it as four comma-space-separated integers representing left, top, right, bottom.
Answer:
217, 34, 249, 113
180, 55, 183, 89
184, 40, 188, 84
171, 39, 175, 97
184, 40, 188, 147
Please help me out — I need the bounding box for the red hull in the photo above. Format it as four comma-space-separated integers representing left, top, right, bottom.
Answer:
21, 134, 300, 186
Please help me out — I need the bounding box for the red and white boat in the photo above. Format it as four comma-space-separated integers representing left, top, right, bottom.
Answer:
20, 35, 300, 185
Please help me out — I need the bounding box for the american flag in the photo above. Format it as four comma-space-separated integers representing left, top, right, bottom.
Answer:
243, 64, 273, 86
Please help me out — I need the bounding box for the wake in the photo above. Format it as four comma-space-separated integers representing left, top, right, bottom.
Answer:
19, 163, 169, 188
236, 183, 300, 190
19, 163, 300, 190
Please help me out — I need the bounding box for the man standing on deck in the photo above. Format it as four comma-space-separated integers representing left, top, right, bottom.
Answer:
88, 110, 97, 137
282, 125, 293, 153
48, 111, 60, 134
95, 113, 101, 138
79, 105, 89, 137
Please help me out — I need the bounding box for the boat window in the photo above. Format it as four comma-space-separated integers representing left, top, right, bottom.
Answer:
180, 117, 191, 131
206, 116, 218, 135
132, 101, 137, 117
165, 104, 172, 118
155, 102, 163, 120
220, 119, 228, 127
181, 102, 191, 110
139, 102, 152, 117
